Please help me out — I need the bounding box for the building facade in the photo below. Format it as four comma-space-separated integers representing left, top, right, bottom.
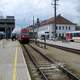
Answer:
34, 15, 76, 40
0, 16, 15, 38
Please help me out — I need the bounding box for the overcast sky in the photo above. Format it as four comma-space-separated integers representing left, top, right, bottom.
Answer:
0, 0, 79, 29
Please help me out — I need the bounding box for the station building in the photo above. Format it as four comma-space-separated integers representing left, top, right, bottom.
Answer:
0, 16, 15, 38
33, 15, 76, 40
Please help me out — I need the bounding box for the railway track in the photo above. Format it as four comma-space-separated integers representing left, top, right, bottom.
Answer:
22, 44, 80, 80
31, 40, 80, 54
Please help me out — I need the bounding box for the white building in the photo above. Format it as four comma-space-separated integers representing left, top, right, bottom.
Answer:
34, 15, 76, 40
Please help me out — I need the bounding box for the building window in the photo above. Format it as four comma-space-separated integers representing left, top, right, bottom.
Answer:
56, 33, 57, 37
66, 26, 67, 30
62, 33, 64, 37
59, 26, 61, 30
63, 26, 64, 30
56, 26, 57, 30
59, 33, 61, 37
69, 26, 70, 30
45, 32, 49, 33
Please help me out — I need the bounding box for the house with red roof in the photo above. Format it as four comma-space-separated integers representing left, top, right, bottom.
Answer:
34, 15, 76, 40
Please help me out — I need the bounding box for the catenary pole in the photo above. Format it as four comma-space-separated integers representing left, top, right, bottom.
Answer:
33, 16, 34, 40
54, 0, 57, 39
51, 0, 59, 40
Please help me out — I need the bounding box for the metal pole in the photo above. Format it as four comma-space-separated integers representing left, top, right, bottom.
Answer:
51, 0, 59, 40
5, 23, 6, 39
44, 34, 46, 48
10, 27, 12, 38
36, 18, 40, 44
33, 16, 35, 41
54, 0, 57, 40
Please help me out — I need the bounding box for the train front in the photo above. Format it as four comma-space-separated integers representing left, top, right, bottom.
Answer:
20, 28, 30, 43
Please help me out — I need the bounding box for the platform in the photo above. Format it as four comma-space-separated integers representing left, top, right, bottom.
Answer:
38, 39, 80, 50
0, 39, 31, 80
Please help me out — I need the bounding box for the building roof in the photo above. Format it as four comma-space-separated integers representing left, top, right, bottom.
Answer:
40, 15, 76, 26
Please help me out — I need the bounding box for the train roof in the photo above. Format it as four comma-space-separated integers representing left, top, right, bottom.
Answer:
66, 31, 80, 33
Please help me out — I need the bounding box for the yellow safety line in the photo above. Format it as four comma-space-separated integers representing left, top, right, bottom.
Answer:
12, 46, 18, 80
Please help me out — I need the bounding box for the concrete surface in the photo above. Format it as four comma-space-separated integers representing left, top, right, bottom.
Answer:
0, 39, 31, 80
38, 39, 80, 50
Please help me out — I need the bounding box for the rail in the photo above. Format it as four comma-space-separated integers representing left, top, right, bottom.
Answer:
22, 44, 48, 80
31, 40, 80, 54
29, 44, 80, 80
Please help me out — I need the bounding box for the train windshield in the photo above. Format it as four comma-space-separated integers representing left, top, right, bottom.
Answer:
21, 32, 29, 35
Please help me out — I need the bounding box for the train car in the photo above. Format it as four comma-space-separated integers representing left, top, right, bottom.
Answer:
17, 28, 30, 43
66, 31, 80, 42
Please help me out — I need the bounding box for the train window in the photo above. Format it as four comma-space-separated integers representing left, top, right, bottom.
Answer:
72, 33, 74, 37
78, 33, 80, 37
73, 33, 78, 37
70, 33, 72, 37
76, 33, 80, 37
21, 33, 29, 35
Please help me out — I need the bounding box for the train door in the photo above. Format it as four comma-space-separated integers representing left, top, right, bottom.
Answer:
66, 33, 72, 41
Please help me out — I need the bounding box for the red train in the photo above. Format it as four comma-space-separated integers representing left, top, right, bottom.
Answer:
17, 28, 30, 43
66, 31, 80, 42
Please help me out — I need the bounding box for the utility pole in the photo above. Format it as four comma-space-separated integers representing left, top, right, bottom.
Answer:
51, 0, 59, 40
36, 18, 40, 40
54, 0, 57, 39
32, 16, 34, 40
35, 18, 40, 44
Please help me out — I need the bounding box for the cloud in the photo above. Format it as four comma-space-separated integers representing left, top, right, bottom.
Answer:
0, 0, 79, 27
